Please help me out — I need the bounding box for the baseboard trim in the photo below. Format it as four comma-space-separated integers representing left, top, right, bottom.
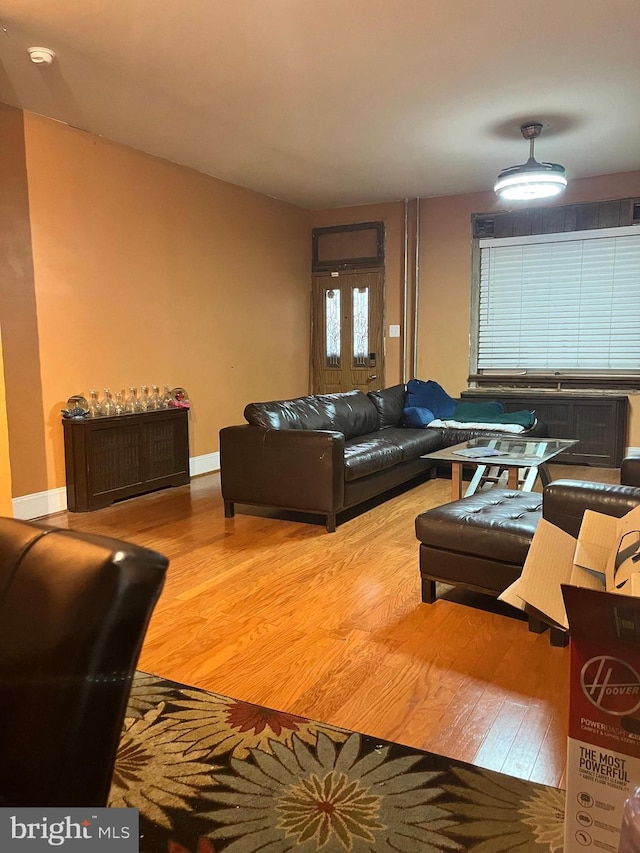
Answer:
190, 451, 220, 477
11, 452, 221, 520
12, 487, 67, 521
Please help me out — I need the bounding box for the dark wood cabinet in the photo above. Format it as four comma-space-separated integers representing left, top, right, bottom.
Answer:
460, 392, 628, 467
63, 408, 190, 511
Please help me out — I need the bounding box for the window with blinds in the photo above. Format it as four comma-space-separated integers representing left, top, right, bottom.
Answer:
474, 225, 640, 377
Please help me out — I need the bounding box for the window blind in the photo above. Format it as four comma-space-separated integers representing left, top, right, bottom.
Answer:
477, 226, 640, 373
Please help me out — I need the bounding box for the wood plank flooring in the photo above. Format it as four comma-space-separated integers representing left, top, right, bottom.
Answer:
51, 463, 619, 789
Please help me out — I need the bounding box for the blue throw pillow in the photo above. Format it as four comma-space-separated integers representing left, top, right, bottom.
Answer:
403, 406, 435, 427
406, 379, 457, 419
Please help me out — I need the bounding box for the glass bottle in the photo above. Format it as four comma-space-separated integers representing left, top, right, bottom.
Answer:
149, 385, 161, 410
125, 386, 141, 414
139, 385, 151, 411
88, 389, 103, 418
114, 390, 125, 416
101, 388, 116, 417
161, 384, 173, 409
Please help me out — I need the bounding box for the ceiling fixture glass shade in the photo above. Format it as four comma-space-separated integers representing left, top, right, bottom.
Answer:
494, 123, 567, 201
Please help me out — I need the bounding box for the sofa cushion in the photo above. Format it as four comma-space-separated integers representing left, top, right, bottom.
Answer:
404, 406, 435, 427
244, 390, 379, 440
245, 395, 332, 431
367, 384, 406, 428
387, 426, 443, 458
344, 433, 404, 480
406, 379, 457, 418
316, 391, 379, 438
344, 426, 442, 481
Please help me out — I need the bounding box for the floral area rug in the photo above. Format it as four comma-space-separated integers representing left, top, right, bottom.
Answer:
110, 672, 566, 853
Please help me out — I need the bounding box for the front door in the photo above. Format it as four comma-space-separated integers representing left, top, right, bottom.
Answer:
311, 269, 384, 394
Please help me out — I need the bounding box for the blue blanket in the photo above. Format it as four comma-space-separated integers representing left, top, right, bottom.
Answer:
406, 379, 457, 418
403, 381, 535, 429
452, 402, 534, 428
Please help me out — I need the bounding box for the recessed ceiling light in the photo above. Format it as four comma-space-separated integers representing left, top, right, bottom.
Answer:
27, 46, 56, 65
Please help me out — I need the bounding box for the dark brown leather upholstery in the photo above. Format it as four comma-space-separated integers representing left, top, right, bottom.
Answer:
416, 490, 542, 602
343, 427, 441, 481
543, 480, 640, 538
542, 455, 640, 537
244, 389, 379, 439
622, 451, 640, 488
416, 490, 542, 564
221, 385, 545, 531
367, 384, 406, 429
0, 518, 167, 806
416, 456, 640, 606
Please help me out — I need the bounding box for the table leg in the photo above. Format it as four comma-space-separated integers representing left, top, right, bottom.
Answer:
465, 463, 487, 497
521, 465, 540, 491
450, 462, 463, 501
507, 467, 519, 489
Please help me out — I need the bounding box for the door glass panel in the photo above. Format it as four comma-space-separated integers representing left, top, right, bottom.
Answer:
325, 288, 341, 367
352, 287, 369, 367
312, 271, 383, 395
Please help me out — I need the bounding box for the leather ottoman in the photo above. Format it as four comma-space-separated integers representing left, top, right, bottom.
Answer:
415, 489, 542, 604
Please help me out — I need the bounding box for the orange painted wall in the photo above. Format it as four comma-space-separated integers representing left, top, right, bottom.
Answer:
13, 111, 311, 496
0, 103, 48, 500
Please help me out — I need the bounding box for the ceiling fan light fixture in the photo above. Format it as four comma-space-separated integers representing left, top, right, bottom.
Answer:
494, 166, 567, 200
494, 123, 567, 201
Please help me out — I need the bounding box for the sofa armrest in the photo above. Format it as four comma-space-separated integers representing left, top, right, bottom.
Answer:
543, 479, 640, 538
219, 425, 345, 514
621, 453, 640, 488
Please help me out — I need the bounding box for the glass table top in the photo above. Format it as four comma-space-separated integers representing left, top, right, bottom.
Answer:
425, 436, 578, 467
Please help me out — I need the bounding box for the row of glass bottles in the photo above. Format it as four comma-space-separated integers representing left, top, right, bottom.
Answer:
89, 385, 174, 418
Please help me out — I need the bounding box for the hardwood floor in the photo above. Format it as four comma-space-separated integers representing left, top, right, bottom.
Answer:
51, 463, 620, 789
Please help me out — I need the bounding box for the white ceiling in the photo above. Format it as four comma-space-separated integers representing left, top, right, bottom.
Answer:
0, 0, 638, 209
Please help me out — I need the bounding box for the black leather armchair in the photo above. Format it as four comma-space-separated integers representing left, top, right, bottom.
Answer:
0, 518, 167, 806
544, 454, 640, 537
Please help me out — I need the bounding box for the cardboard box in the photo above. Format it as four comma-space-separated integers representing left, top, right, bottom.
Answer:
498, 506, 640, 852
562, 586, 640, 853
500, 505, 640, 629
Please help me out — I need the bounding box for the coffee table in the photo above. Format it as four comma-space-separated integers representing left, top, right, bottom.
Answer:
425, 436, 578, 501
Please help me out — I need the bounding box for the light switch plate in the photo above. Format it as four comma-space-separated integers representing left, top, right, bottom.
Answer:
388, 324, 401, 338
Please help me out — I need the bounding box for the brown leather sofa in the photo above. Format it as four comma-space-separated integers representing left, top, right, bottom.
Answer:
415, 455, 640, 611
220, 384, 545, 531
